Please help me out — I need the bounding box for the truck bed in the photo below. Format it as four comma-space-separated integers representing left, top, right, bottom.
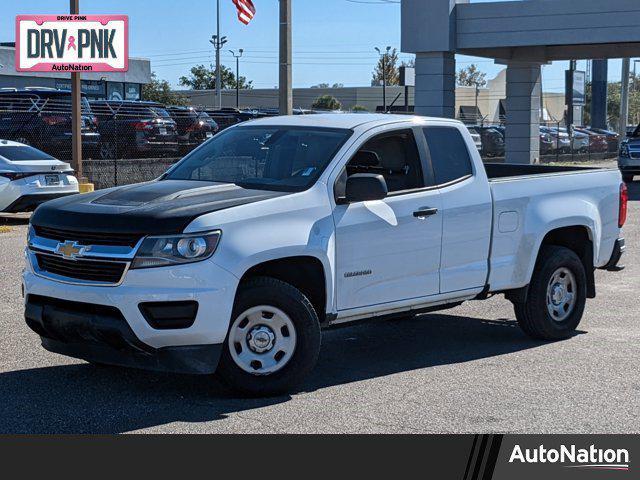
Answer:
484, 162, 622, 293
484, 162, 603, 180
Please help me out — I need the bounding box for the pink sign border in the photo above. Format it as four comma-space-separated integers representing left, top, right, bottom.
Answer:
15, 14, 129, 72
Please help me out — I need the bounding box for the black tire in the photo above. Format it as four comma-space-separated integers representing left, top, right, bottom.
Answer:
216, 277, 321, 397
623, 174, 634, 183
514, 245, 587, 340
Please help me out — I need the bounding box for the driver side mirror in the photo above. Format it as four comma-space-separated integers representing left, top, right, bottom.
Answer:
344, 173, 388, 203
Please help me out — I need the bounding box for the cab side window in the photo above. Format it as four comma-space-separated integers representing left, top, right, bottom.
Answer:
346, 130, 424, 193
423, 127, 473, 185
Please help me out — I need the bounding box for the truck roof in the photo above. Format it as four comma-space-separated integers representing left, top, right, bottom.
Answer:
244, 113, 460, 130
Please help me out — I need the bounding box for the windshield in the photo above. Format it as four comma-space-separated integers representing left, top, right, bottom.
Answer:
164, 125, 352, 192
0, 146, 55, 161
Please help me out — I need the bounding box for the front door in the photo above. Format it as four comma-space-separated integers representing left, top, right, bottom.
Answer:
334, 128, 443, 311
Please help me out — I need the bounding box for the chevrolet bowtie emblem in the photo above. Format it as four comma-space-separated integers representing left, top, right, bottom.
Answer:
55, 240, 86, 260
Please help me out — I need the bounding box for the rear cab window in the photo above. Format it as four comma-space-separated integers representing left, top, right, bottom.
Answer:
422, 126, 474, 185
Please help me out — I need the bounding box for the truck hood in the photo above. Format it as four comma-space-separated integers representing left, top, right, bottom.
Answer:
30, 179, 289, 235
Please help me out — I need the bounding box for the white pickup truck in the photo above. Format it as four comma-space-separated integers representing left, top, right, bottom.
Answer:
23, 114, 627, 395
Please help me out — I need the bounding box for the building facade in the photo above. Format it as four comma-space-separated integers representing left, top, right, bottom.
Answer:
176, 69, 565, 125
0, 44, 151, 100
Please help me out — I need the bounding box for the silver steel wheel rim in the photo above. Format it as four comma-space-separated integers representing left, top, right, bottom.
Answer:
228, 305, 297, 375
546, 267, 577, 322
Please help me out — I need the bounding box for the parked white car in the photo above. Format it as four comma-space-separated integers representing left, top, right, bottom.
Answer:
0, 140, 78, 213
23, 114, 626, 396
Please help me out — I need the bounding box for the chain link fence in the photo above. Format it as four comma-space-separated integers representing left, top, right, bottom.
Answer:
0, 89, 622, 191
461, 117, 621, 164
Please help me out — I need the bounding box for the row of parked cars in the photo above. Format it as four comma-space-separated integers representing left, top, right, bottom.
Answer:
0, 88, 269, 160
466, 124, 621, 158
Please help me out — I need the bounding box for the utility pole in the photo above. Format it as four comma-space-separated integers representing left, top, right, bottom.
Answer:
279, 0, 292, 115
70, 0, 83, 180
230, 49, 243, 109
210, 0, 227, 110
375, 46, 391, 112
620, 58, 631, 136
591, 60, 608, 130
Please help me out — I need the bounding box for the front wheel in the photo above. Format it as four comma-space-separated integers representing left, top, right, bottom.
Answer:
514, 246, 587, 340
216, 277, 321, 396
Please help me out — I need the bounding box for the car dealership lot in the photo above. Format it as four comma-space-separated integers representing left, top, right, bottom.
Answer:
1, 176, 639, 434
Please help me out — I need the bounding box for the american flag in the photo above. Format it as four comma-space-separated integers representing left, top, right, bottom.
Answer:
232, 0, 256, 25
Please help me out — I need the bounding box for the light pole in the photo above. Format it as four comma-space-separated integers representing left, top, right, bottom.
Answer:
633, 59, 640, 92
229, 49, 244, 109
210, 0, 227, 110
279, 0, 292, 115
375, 46, 391, 112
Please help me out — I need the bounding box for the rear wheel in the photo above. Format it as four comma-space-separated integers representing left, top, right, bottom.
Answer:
216, 277, 321, 396
514, 246, 587, 340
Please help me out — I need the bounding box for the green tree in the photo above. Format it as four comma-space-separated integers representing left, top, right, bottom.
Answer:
142, 72, 189, 105
371, 48, 400, 86
456, 64, 487, 87
178, 64, 253, 90
573, 76, 640, 129
312, 95, 342, 111
311, 83, 345, 89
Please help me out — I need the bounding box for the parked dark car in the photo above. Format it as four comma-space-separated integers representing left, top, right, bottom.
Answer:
0, 88, 100, 158
587, 127, 620, 153
201, 108, 246, 131
475, 126, 505, 157
167, 106, 219, 153
90, 100, 179, 159
574, 127, 608, 153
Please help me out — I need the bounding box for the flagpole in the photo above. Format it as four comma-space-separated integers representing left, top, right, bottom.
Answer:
216, 0, 221, 109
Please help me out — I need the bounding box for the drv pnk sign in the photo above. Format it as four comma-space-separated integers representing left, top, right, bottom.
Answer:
15, 15, 128, 72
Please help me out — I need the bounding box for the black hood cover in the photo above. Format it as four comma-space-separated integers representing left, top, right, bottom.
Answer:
31, 180, 289, 235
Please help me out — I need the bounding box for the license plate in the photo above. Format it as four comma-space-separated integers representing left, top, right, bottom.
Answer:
44, 174, 60, 186
158, 127, 167, 135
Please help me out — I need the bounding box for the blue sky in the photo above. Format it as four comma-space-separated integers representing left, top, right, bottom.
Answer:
1, 0, 624, 92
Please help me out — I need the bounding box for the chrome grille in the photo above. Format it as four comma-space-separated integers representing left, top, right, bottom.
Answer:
35, 253, 128, 285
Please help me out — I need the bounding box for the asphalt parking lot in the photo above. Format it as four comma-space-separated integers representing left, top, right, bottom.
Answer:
1, 171, 639, 434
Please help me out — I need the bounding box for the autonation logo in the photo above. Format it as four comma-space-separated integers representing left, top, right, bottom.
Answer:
509, 444, 630, 471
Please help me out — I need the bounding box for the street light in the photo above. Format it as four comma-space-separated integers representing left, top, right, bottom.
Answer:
210, 33, 228, 109
229, 49, 244, 109
375, 46, 391, 112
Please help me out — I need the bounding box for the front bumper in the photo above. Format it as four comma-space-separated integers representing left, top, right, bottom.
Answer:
23, 255, 239, 372
25, 294, 222, 374
618, 156, 640, 174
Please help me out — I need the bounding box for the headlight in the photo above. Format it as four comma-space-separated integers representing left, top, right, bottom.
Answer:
620, 143, 630, 158
131, 230, 221, 269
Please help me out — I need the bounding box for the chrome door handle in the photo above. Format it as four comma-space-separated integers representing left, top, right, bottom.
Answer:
413, 207, 438, 219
